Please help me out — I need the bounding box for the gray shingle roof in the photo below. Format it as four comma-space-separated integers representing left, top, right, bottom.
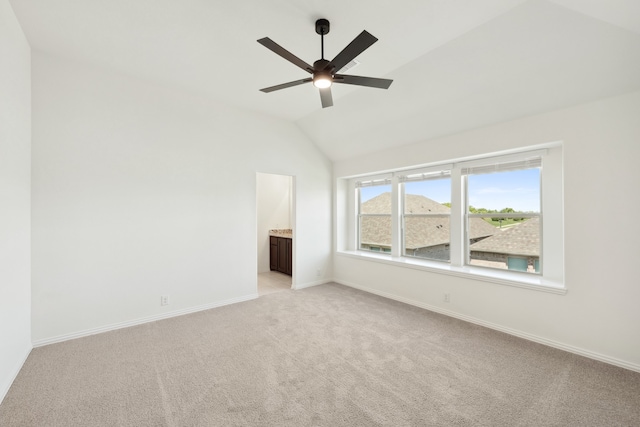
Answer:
360, 193, 496, 248
469, 217, 540, 256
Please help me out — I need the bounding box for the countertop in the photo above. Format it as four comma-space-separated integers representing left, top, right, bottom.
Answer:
269, 229, 292, 239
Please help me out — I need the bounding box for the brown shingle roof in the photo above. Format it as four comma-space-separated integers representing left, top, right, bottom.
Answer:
360, 193, 496, 248
360, 191, 393, 214
469, 217, 540, 256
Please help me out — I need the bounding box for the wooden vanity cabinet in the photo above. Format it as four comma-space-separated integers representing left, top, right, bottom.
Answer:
270, 236, 292, 276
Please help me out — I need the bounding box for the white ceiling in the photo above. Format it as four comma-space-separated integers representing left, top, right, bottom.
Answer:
10, 0, 640, 161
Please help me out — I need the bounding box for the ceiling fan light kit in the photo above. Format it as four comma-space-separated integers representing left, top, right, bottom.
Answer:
258, 19, 393, 108
312, 64, 332, 88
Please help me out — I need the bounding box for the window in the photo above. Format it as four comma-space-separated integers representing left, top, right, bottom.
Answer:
357, 178, 391, 253
400, 169, 451, 261
464, 159, 541, 275
339, 144, 564, 290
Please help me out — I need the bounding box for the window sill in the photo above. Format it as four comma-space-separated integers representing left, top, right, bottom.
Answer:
336, 250, 566, 295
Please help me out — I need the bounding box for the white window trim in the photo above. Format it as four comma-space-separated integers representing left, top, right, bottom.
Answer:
336, 250, 566, 294
340, 143, 565, 294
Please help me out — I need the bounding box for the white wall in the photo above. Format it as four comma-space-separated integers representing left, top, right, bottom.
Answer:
0, 0, 32, 402
334, 90, 640, 371
31, 52, 332, 343
256, 173, 292, 273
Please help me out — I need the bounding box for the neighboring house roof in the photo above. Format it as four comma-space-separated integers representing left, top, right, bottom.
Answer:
361, 192, 450, 215
360, 192, 496, 248
469, 217, 540, 257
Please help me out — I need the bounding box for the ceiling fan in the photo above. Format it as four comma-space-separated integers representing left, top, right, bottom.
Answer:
257, 19, 393, 108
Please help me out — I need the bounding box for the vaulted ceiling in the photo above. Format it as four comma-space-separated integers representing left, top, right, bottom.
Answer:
10, 0, 640, 160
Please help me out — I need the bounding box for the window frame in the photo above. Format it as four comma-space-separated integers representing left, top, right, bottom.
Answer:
462, 159, 543, 276
400, 169, 453, 262
356, 176, 392, 254
338, 144, 564, 293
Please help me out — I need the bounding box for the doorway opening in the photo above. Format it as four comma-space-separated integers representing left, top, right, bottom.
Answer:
256, 172, 294, 295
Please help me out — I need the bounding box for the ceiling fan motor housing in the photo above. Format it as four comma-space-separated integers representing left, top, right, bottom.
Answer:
313, 59, 332, 73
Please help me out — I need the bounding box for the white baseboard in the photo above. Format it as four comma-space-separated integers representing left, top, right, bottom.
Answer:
1, 344, 32, 405
293, 278, 332, 290
335, 279, 640, 374
32, 293, 259, 348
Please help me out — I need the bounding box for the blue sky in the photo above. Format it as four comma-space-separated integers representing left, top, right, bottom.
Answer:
360, 168, 540, 212
467, 169, 540, 212
360, 185, 392, 203
405, 179, 451, 204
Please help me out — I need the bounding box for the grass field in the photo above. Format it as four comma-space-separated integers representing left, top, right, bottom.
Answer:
482, 218, 528, 228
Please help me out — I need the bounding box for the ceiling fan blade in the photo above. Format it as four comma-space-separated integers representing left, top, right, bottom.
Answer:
333, 74, 393, 89
326, 30, 378, 72
319, 87, 333, 108
260, 78, 312, 93
257, 38, 314, 73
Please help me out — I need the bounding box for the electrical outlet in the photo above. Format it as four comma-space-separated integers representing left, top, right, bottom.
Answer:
316, 269, 321, 277
161, 295, 169, 306
444, 293, 450, 303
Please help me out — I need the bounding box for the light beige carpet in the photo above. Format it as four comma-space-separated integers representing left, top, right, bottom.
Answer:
1, 283, 639, 426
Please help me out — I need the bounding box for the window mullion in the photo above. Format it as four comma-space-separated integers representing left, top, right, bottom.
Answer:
355, 184, 361, 252
450, 168, 464, 266
391, 175, 401, 257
